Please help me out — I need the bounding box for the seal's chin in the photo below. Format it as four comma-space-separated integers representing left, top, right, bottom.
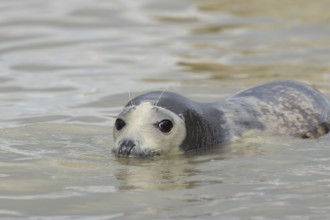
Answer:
111, 147, 161, 158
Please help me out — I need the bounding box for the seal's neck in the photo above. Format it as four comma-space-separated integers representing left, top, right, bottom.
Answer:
179, 103, 229, 152
179, 99, 266, 153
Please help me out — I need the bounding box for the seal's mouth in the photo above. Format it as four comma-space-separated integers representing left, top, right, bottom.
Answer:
112, 140, 161, 157
112, 147, 161, 158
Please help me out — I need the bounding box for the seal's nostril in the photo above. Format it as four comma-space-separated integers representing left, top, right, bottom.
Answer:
118, 139, 136, 156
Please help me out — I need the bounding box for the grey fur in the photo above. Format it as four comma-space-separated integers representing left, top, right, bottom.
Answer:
115, 81, 330, 155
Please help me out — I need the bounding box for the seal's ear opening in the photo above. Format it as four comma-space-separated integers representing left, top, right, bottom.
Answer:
178, 114, 185, 121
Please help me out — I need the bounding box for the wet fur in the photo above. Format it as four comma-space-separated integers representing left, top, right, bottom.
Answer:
226, 81, 330, 139
114, 81, 330, 155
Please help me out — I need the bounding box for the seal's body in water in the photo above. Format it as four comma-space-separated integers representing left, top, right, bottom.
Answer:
112, 81, 330, 157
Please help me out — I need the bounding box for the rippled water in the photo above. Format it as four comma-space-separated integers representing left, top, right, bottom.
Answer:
1, 0, 330, 219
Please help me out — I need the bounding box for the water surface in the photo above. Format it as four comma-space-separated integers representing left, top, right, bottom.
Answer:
1, 0, 330, 219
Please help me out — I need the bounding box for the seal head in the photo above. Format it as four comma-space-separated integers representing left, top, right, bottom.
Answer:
112, 95, 186, 157
112, 91, 228, 157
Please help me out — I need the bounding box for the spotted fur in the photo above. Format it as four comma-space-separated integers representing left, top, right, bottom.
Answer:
112, 81, 330, 157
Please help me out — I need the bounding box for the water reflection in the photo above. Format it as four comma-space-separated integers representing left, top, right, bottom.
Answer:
114, 156, 199, 191
112, 138, 274, 191
178, 61, 330, 85
150, 0, 330, 91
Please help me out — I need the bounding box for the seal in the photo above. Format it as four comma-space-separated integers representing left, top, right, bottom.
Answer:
112, 81, 330, 157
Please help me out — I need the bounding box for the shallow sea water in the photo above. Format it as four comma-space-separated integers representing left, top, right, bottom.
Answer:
1, 0, 330, 219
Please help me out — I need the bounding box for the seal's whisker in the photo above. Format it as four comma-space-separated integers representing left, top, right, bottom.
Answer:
156, 87, 168, 107
128, 89, 134, 106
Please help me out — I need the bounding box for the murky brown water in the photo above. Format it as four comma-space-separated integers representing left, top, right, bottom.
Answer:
1, 0, 330, 219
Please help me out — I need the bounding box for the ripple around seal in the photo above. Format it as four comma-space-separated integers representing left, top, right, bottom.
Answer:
0, 192, 84, 200
64, 186, 116, 193
24, 214, 124, 220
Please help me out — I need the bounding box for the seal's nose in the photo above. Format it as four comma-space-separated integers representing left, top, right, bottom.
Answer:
117, 139, 136, 156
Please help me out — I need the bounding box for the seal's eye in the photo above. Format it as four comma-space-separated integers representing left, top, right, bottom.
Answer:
115, 119, 126, 131
157, 120, 173, 133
